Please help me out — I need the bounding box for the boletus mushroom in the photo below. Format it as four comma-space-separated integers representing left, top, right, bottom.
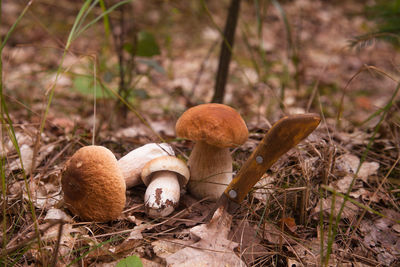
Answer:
141, 156, 189, 217
175, 103, 248, 200
118, 143, 174, 188
61, 146, 126, 222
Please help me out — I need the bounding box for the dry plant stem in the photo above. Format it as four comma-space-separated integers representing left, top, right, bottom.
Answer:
94, 198, 210, 239
0, 0, 40, 260
323, 146, 336, 186
212, 0, 241, 103
299, 184, 307, 225
50, 223, 64, 267
187, 141, 232, 200
325, 81, 400, 264
279, 184, 287, 252
113, 5, 128, 119
1, 220, 63, 257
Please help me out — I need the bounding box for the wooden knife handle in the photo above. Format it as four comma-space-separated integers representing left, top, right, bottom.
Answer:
225, 114, 321, 203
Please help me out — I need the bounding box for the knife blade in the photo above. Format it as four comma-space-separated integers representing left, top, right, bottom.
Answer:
204, 113, 321, 222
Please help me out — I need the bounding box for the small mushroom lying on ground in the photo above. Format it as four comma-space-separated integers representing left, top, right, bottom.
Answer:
61, 146, 126, 222
141, 155, 190, 217
118, 143, 174, 188
176, 103, 248, 200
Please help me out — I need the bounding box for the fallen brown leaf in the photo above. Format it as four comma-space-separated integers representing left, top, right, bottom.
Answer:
165, 206, 243, 266
229, 219, 265, 266
312, 196, 359, 220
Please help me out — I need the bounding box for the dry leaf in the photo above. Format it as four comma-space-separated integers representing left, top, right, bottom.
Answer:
358, 161, 379, 182
253, 174, 275, 202
312, 196, 359, 220
350, 188, 387, 203
262, 222, 284, 245
335, 154, 379, 182
280, 217, 298, 233
262, 221, 297, 245
335, 130, 372, 147
289, 236, 337, 267
359, 210, 400, 265
335, 154, 360, 174
41, 223, 79, 265
331, 175, 352, 193
164, 194, 215, 228
152, 239, 191, 259
23, 177, 62, 210
229, 219, 265, 265
165, 206, 243, 267
392, 224, 400, 233
1, 132, 32, 157
7, 143, 55, 175
329, 175, 361, 193
44, 208, 72, 222
8, 144, 34, 173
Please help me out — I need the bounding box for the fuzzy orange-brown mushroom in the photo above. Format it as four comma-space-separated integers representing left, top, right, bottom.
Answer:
62, 146, 126, 222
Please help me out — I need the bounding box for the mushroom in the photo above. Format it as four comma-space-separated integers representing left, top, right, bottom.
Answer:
141, 156, 189, 217
118, 143, 174, 188
61, 146, 126, 222
175, 103, 248, 200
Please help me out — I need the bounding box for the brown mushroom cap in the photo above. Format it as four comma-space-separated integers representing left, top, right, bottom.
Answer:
175, 103, 248, 148
62, 146, 126, 222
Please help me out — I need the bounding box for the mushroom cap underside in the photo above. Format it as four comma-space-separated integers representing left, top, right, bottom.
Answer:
141, 155, 189, 187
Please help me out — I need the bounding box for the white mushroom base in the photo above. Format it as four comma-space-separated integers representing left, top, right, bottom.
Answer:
144, 172, 180, 217
187, 141, 232, 200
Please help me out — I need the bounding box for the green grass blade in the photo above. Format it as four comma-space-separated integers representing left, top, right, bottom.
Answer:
73, 0, 132, 42
321, 185, 400, 224
66, 237, 121, 267
99, 0, 111, 37
0, 0, 39, 260
271, 0, 292, 54
324, 81, 400, 263
66, 0, 93, 49
73, 0, 100, 40
319, 188, 325, 267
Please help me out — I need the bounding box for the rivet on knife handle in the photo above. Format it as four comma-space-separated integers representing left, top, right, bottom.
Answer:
224, 114, 321, 203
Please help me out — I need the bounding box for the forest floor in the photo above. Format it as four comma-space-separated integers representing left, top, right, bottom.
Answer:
1, 0, 400, 266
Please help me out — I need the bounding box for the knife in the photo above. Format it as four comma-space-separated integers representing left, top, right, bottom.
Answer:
204, 113, 321, 222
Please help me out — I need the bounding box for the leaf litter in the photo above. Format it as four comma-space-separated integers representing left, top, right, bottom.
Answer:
2, 0, 400, 266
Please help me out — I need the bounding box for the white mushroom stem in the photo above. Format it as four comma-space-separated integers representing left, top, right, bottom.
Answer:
187, 141, 232, 200
145, 171, 180, 217
118, 143, 174, 188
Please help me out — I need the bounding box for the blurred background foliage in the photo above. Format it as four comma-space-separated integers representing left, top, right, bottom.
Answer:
365, 0, 400, 46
